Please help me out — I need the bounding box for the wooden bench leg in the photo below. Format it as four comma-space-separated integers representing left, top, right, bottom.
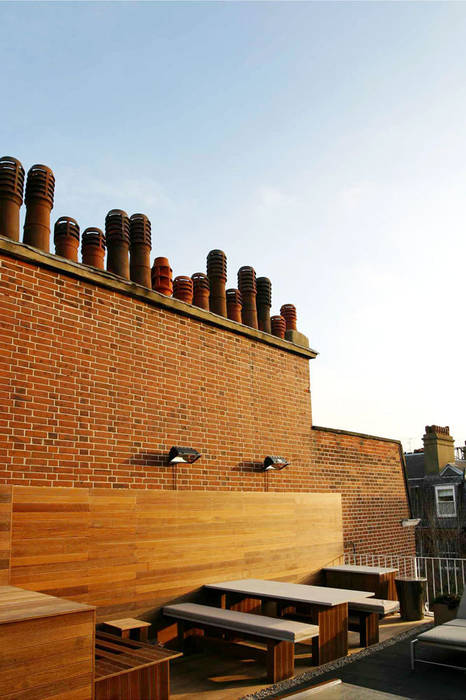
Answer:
266, 640, 294, 683
359, 612, 379, 647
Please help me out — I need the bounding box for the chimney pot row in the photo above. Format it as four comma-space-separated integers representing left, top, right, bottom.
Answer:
256, 276, 272, 334
105, 209, 130, 279
271, 315, 286, 339
152, 256, 173, 296
82, 227, 106, 269
23, 164, 55, 252
129, 213, 152, 287
238, 266, 258, 329
226, 288, 243, 322
191, 272, 210, 310
0, 156, 25, 241
280, 303, 297, 331
173, 275, 194, 304
207, 249, 227, 317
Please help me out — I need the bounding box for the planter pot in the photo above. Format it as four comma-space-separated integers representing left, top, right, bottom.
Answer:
432, 602, 459, 626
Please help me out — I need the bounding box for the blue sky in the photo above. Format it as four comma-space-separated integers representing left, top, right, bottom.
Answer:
2, 1, 466, 448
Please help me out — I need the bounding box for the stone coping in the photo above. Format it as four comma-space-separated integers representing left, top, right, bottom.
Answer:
0, 236, 317, 360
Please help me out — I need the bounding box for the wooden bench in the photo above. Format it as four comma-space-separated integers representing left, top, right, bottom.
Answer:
348, 598, 400, 647
163, 602, 319, 683
102, 617, 151, 641
95, 631, 181, 700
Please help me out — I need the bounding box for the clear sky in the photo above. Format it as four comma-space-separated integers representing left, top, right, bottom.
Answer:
2, 1, 466, 450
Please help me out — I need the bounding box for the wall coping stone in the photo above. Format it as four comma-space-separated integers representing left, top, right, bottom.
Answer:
0, 235, 317, 360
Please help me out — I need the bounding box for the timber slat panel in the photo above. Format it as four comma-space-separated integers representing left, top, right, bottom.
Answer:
8, 487, 343, 620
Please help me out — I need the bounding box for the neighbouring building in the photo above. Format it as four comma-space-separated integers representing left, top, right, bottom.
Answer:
405, 425, 466, 558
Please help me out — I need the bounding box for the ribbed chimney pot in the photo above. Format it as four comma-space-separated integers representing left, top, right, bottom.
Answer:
256, 276, 272, 334
105, 209, 130, 279
173, 275, 194, 304
151, 257, 173, 296
207, 249, 227, 317
54, 216, 80, 262
226, 288, 243, 323
192, 272, 210, 310
81, 227, 106, 269
23, 164, 55, 252
280, 304, 297, 331
238, 266, 258, 329
271, 315, 286, 339
0, 156, 25, 241
129, 213, 152, 287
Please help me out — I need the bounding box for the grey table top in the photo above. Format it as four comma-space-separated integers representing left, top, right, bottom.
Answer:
323, 564, 398, 575
204, 578, 374, 607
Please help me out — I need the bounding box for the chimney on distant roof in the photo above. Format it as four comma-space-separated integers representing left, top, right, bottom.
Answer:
0, 156, 24, 241
226, 288, 242, 322
192, 272, 210, 310
129, 213, 152, 287
54, 216, 80, 262
207, 250, 227, 317
82, 227, 106, 269
238, 266, 258, 329
271, 315, 286, 339
23, 164, 55, 252
105, 209, 130, 279
151, 257, 173, 296
423, 425, 455, 474
280, 304, 297, 332
256, 277, 272, 334
173, 275, 193, 304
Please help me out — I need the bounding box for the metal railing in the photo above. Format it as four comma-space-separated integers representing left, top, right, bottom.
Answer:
344, 553, 466, 610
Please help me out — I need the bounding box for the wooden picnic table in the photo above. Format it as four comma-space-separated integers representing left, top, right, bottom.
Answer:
204, 578, 374, 665
322, 564, 398, 601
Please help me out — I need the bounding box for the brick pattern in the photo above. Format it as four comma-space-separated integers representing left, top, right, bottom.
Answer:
0, 252, 415, 557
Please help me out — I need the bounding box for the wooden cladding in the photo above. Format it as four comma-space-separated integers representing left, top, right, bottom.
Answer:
2, 486, 343, 622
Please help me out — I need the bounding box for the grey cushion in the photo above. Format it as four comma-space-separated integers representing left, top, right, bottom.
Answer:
457, 592, 466, 619
418, 624, 466, 648
444, 618, 466, 628
348, 598, 399, 615
163, 603, 319, 643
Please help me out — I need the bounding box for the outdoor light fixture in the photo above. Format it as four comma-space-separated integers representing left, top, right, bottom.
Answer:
263, 456, 289, 471
401, 518, 421, 527
168, 446, 201, 465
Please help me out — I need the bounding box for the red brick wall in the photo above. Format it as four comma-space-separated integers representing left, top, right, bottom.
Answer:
0, 248, 415, 557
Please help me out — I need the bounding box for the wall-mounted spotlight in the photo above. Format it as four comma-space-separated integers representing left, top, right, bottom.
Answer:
263, 456, 289, 471
168, 446, 201, 465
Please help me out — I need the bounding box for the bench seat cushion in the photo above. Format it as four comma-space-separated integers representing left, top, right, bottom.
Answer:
163, 603, 319, 643
418, 624, 466, 648
444, 618, 466, 628
348, 598, 399, 615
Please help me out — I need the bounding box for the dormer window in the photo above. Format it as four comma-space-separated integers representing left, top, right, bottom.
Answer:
435, 485, 456, 517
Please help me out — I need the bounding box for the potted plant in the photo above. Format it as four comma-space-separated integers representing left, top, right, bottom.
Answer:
431, 593, 461, 625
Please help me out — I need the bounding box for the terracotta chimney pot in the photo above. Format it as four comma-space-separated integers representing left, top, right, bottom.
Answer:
23, 164, 55, 252
256, 277, 272, 334
226, 288, 243, 323
129, 213, 152, 287
192, 272, 210, 310
207, 249, 227, 317
81, 227, 106, 269
173, 275, 194, 304
54, 216, 80, 262
238, 266, 258, 329
280, 303, 297, 331
105, 209, 130, 279
271, 315, 286, 339
0, 156, 25, 241
151, 256, 173, 296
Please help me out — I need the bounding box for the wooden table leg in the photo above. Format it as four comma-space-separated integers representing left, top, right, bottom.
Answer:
311, 602, 348, 665
139, 626, 149, 642
359, 611, 379, 646
266, 640, 294, 683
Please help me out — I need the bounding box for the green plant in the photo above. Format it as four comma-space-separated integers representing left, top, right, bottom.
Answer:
432, 593, 461, 609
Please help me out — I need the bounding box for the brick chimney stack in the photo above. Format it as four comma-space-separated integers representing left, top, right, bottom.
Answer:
192, 272, 210, 310
81, 227, 106, 269
226, 288, 242, 322
207, 250, 227, 317
151, 257, 173, 296
423, 425, 455, 475
54, 216, 80, 262
129, 213, 152, 287
256, 277, 272, 334
23, 164, 55, 252
238, 266, 258, 329
0, 156, 25, 241
105, 209, 130, 279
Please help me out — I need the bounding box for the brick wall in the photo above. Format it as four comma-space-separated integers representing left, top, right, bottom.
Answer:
0, 242, 415, 557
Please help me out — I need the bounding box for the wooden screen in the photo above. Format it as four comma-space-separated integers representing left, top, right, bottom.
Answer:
6, 487, 343, 620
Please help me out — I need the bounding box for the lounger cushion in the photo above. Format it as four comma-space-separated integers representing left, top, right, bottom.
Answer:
348, 598, 399, 615
163, 603, 319, 643
444, 618, 466, 628
457, 592, 466, 619
418, 624, 466, 648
